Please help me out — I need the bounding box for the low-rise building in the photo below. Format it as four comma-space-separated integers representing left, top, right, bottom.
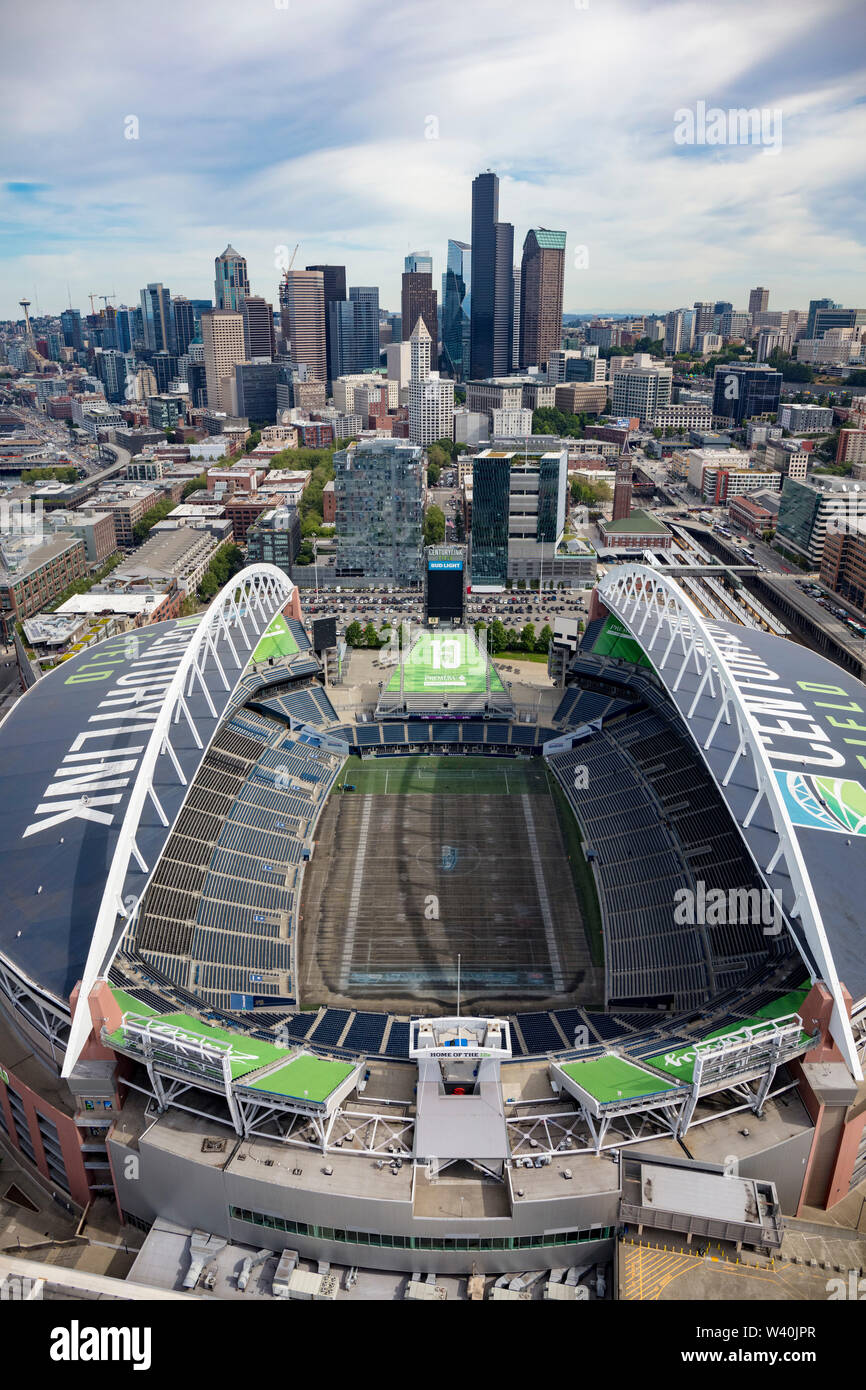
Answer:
820, 525, 866, 612
107, 525, 221, 597
596, 510, 672, 551
245, 506, 302, 578
764, 439, 813, 481
728, 495, 774, 534
778, 403, 834, 433
0, 531, 88, 641
80, 483, 165, 545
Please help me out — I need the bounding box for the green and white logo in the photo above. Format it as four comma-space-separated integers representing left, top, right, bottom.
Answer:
777, 772, 866, 836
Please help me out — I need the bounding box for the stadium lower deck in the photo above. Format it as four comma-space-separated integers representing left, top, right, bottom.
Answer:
109, 613, 805, 1078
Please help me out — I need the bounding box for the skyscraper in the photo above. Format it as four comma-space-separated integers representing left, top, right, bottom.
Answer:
470, 171, 499, 379
511, 264, 521, 370
806, 299, 838, 339
469, 171, 514, 379
307, 265, 347, 380
327, 292, 381, 379
151, 351, 179, 394
405, 252, 433, 275
201, 310, 246, 412
172, 297, 196, 357
471, 452, 510, 586
279, 271, 327, 381
306, 265, 347, 307
664, 310, 683, 354
408, 318, 454, 446
349, 287, 380, 370
60, 309, 82, 351
748, 287, 769, 316
693, 301, 715, 337
401, 270, 437, 351
234, 361, 278, 423
442, 240, 471, 380
94, 349, 128, 403
241, 296, 276, 360
140, 283, 175, 353
334, 439, 425, 585
519, 228, 566, 369
214, 245, 250, 312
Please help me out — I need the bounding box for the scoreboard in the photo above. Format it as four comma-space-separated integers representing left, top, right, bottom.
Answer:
425, 550, 465, 624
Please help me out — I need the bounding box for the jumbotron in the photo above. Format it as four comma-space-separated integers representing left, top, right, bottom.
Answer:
0, 560, 864, 1282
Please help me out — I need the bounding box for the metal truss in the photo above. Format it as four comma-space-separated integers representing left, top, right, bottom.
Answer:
62, 564, 296, 1080
596, 564, 862, 1081
0, 954, 71, 1065
118, 1055, 416, 1156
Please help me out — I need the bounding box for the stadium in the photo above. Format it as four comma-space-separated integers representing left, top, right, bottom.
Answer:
1, 560, 865, 1287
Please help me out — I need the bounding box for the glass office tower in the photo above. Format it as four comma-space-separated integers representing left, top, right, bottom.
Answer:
470, 453, 510, 586
334, 439, 425, 585
712, 364, 782, 426
442, 239, 471, 380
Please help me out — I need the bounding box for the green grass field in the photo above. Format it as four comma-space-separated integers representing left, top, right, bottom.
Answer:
387, 630, 505, 695
337, 755, 549, 795
253, 614, 299, 663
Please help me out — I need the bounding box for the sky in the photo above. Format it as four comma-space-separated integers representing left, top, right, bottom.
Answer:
1, 0, 865, 322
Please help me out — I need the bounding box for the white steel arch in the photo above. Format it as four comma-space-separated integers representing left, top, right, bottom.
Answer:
597, 563, 862, 1080
61, 563, 296, 1079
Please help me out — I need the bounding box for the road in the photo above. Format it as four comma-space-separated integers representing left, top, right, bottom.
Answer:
0, 646, 22, 721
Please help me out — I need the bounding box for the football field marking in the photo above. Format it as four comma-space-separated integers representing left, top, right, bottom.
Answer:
521, 792, 565, 991
339, 794, 373, 991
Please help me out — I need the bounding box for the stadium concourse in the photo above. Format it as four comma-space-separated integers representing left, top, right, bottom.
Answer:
0, 563, 864, 1280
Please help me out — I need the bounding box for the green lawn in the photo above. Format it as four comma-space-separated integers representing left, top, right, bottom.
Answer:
560, 1054, 680, 1103
253, 614, 299, 663
246, 1055, 356, 1103
338, 754, 548, 796
387, 630, 504, 694
496, 649, 549, 664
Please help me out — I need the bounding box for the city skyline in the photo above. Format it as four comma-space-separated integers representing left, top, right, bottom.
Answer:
2, 0, 866, 320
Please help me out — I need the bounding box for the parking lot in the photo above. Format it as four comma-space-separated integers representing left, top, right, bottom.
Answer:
301, 585, 590, 645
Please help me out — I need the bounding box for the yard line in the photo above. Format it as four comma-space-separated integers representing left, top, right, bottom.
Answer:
385, 768, 389, 794
521, 792, 565, 992
339, 794, 373, 991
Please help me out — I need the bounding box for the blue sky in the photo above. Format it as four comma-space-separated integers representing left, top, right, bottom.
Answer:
1, 0, 865, 321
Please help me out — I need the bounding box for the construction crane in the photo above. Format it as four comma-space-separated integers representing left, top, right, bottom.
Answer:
281, 243, 299, 279
99, 294, 117, 313
88, 293, 98, 315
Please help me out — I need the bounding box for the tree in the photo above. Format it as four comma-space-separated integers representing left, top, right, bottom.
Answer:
533, 406, 588, 438
244, 430, 262, 454
182, 473, 207, 499
536, 623, 553, 653
346, 621, 363, 646
474, 620, 487, 644
427, 443, 450, 472
427, 460, 441, 487
521, 622, 536, 652
424, 504, 446, 546
362, 621, 379, 648
506, 628, 519, 651
488, 619, 507, 654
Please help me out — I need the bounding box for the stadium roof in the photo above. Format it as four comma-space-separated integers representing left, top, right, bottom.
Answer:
0, 565, 296, 1073
598, 564, 866, 1078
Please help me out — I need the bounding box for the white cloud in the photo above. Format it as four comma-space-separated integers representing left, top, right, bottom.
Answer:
1, 0, 865, 316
